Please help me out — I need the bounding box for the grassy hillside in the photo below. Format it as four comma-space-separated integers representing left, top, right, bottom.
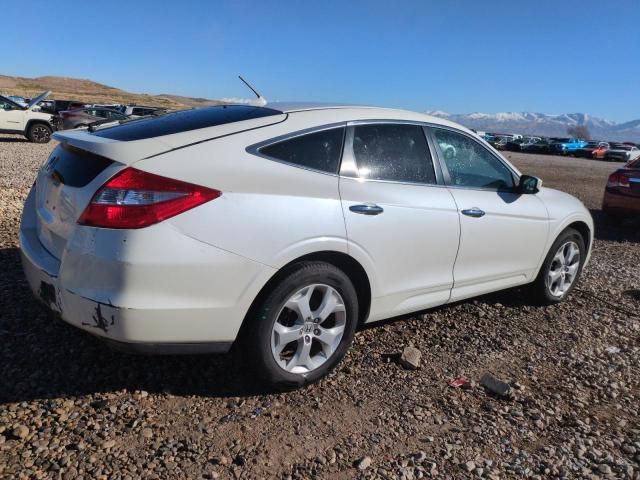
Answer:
0, 74, 225, 109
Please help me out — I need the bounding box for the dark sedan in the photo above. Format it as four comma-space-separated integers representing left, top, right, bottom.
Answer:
60, 107, 128, 130
521, 138, 552, 154
602, 158, 640, 220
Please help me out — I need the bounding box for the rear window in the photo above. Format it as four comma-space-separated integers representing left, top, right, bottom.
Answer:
258, 127, 345, 174
44, 144, 113, 187
93, 105, 282, 141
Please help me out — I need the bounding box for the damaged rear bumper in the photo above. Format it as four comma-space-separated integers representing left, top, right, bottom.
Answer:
19, 189, 276, 354
20, 230, 235, 354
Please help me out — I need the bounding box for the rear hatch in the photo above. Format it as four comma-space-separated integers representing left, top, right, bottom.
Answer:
34, 144, 123, 259
36, 105, 286, 259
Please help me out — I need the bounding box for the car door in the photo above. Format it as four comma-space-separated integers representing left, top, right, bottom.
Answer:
339, 122, 460, 320
428, 127, 549, 302
0, 99, 26, 132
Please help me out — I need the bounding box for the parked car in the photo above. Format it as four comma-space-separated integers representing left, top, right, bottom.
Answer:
508, 137, 543, 152
592, 142, 611, 160
605, 144, 640, 163
20, 103, 594, 388
92, 103, 124, 110
0, 91, 56, 143
60, 107, 129, 130
120, 105, 168, 117
491, 136, 510, 150
574, 141, 608, 158
602, 158, 640, 220
549, 138, 588, 155
521, 138, 552, 154
505, 138, 524, 152
49, 100, 89, 114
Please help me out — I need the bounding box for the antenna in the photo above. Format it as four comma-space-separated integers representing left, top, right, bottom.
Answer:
238, 75, 267, 107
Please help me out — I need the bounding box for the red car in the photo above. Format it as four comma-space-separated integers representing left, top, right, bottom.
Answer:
602, 158, 640, 219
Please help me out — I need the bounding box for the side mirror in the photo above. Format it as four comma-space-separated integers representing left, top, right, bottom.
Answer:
518, 175, 542, 194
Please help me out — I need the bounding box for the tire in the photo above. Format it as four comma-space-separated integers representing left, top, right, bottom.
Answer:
239, 261, 359, 390
528, 228, 586, 305
26, 123, 52, 143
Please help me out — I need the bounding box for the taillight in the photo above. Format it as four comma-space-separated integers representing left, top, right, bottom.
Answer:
78, 168, 221, 229
607, 172, 630, 188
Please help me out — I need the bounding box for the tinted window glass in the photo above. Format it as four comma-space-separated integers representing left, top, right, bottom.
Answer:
352, 124, 435, 184
433, 128, 515, 189
259, 127, 345, 174
44, 144, 113, 188
94, 105, 282, 141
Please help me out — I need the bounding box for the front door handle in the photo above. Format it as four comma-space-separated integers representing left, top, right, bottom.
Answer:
349, 203, 384, 216
461, 207, 485, 218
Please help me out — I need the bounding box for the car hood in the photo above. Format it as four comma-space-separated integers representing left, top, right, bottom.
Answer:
27, 90, 51, 110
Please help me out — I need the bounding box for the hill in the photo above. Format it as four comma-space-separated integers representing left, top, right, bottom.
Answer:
0, 74, 225, 109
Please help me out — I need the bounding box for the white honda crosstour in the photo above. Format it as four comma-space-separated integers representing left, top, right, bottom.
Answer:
20, 103, 593, 388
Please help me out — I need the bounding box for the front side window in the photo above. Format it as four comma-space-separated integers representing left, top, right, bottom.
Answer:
432, 128, 515, 190
352, 124, 436, 184
259, 127, 345, 174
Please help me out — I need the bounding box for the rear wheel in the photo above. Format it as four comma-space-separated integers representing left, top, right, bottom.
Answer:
27, 123, 52, 143
240, 261, 358, 389
528, 228, 585, 305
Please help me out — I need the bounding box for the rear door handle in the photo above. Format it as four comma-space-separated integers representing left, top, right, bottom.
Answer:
461, 207, 485, 218
349, 203, 384, 215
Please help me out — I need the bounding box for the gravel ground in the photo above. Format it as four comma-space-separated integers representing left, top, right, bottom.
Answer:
1, 134, 639, 479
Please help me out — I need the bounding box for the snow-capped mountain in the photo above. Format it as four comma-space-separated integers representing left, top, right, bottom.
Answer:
425, 111, 639, 142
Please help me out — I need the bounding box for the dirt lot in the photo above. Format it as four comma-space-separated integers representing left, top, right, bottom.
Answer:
0, 135, 639, 479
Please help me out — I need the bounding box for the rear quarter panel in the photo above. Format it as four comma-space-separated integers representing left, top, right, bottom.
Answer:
132, 115, 349, 269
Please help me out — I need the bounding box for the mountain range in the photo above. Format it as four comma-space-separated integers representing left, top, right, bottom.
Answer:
2, 74, 637, 142
425, 111, 640, 142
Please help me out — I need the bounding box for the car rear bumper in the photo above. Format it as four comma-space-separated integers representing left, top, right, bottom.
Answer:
602, 189, 640, 217
19, 188, 276, 353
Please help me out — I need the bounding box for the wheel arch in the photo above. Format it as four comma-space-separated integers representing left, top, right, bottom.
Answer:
25, 118, 53, 132
238, 250, 372, 341
567, 220, 592, 254
532, 217, 593, 281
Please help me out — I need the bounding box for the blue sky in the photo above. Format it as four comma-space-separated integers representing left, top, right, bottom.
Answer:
3, 1, 639, 121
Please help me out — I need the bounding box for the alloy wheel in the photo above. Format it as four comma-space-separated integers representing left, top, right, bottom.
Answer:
271, 284, 347, 374
546, 241, 580, 297
32, 125, 50, 142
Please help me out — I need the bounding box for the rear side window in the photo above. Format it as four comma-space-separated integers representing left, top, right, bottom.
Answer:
352, 124, 436, 184
93, 105, 283, 141
259, 127, 345, 174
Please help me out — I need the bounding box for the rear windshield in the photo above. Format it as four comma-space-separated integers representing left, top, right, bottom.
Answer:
93, 105, 282, 141
44, 144, 113, 187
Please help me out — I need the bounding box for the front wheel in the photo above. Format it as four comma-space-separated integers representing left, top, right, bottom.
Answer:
240, 261, 359, 389
27, 123, 52, 143
528, 228, 585, 305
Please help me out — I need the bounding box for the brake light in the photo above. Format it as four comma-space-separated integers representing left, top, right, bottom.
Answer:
78, 168, 221, 228
607, 172, 630, 188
